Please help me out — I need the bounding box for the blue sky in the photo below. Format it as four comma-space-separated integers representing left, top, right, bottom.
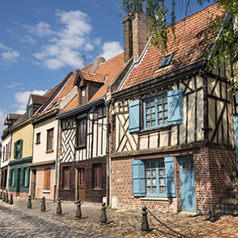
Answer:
0, 0, 212, 139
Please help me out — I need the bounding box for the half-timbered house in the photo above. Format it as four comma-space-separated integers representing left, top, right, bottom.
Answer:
29, 72, 76, 200
110, 3, 238, 213
56, 53, 128, 203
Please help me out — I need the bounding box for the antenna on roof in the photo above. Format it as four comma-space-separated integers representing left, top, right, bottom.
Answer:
74, 55, 86, 68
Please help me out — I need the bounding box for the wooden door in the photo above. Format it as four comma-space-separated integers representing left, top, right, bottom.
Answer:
78, 168, 86, 201
179, 156, 196, 212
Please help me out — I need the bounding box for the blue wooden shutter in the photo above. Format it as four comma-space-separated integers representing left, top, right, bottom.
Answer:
129, 100, 140, 133
20, 168, 24, 187
167, 88, 183, 125
12, 170, 16, 187
165, 157, 175, 197
132, 160, 146, 196
9, 170, 12, 186
19, 140, 23, 158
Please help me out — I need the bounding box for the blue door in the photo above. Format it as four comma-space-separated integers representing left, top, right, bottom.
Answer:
179, 156, 196, 212
233, 116, 238, 169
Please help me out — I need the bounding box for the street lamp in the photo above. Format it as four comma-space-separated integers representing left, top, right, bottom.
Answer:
89, 107, 99, 122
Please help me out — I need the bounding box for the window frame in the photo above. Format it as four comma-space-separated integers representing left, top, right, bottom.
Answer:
76, 118, 87, 148
143, 94, 168, 130
92, 163, 101, 189
46, 128, 54, 152
14, 140, 23, 159
159, 53, 173, 68
62, 166, 70, 190
43, 168, 51, 192
81, 87, 86, 104
36, 132, 41, 144
145, 159, 167, 198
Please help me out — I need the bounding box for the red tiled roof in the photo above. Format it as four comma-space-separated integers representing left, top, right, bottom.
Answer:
81, 71, 105, 83
121, 3, 224, 90
62, 52, 125, 112
30, 94, 48, 105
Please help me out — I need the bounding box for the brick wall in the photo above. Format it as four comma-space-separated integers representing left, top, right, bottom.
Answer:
111, 147, 236, 213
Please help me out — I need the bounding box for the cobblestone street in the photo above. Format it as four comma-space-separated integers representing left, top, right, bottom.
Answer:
0, 198, 238, 237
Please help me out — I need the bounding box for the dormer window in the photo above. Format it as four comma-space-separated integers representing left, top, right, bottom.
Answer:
81, 87, 86, 104
28, 105, 33, 118
160, 53, 173, 68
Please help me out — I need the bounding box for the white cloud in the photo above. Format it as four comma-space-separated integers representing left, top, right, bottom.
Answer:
31, 10, 94, 70
4, 81, 23, 89
13, 90, 46, 113
100, 41, 123, 60
2, 51, 20, 61
21, 35, 37, 44
24, 22, 53, 37
0, 43, 20, 62
93, 37, 101, 46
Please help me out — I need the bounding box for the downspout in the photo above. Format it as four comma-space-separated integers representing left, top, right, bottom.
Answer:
103, 96, 111, 206
54, 119, 60, 203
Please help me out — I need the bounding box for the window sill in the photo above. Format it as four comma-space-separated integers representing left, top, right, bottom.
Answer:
35, 142, 41, 145
137, 125, 172, 135
93, 188, 101, 191
140, 197, 169, 201
43, 190, 50, 194
46, 149, 54, 154
75, 145, 86, 150
62, 188, 70, 191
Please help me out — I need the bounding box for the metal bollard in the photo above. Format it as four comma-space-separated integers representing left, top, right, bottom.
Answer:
2, 192, 5, 202
141, 206, 150, 233
9, 194, 13, 205
75, 200, 82, 219
41, 197, 46, 211
100, 202, 107, 225
27, 195, 32, 208
0, 191, 2, 199
56, 198, 62, 215
5, 193, 9, 203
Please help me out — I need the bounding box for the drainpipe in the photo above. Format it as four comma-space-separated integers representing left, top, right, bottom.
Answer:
104, 97, 111, 207
54, 119, 60, 203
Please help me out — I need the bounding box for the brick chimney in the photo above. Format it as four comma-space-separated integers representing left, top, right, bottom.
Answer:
132, 11, 151, 61
123, 13, 133, 63
123, 10, 151, 63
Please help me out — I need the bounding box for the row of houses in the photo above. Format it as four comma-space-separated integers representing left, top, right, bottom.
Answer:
1, 3, 238, 213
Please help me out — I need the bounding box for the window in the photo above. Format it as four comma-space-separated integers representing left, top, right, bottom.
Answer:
14, 140, 23, 159
62, 167, 70, 189
93, 164, 101, 189
76, 118, 86, 147
47, 128, 54, 151
132, 157, 175, 197
160, 53, 173, 67
81, 87, 86, 104
22, 168, 30, 187
146, 160, 166, 196
43, 168, 51, 191
129, 88, 183, 132
36, 133, 41, 144
28, 105, 33, 118
144, 94, 168, 129
2, 146, 5, 162
10, 169, 16, 187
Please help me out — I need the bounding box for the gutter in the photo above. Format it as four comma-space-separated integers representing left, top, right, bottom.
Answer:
54, 119, 60, 203
57, 98, 105, 119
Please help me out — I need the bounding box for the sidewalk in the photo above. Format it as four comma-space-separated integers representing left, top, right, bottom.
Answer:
1, 197, 238, 237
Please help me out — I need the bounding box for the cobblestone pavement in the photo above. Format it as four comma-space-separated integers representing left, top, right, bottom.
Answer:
0, 198, 238, 237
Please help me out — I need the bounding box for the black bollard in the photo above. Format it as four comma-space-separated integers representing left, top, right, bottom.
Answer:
9, 194, 13, 205
2, 192, 5, 202
56, 198, 62, 215
75, 200, 82, 219
100, 202, 107, 225
27, 195, 32, 208
0, 191, 2, 199
141, 206, 150, 233
41, 197, 46, 211
5, 193, 9, 203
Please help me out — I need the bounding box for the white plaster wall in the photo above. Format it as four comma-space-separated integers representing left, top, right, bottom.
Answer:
33, 116, 58, 163
1, 133, 11, 168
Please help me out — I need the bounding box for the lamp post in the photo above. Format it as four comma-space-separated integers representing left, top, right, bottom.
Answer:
89, 106, 110, 206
